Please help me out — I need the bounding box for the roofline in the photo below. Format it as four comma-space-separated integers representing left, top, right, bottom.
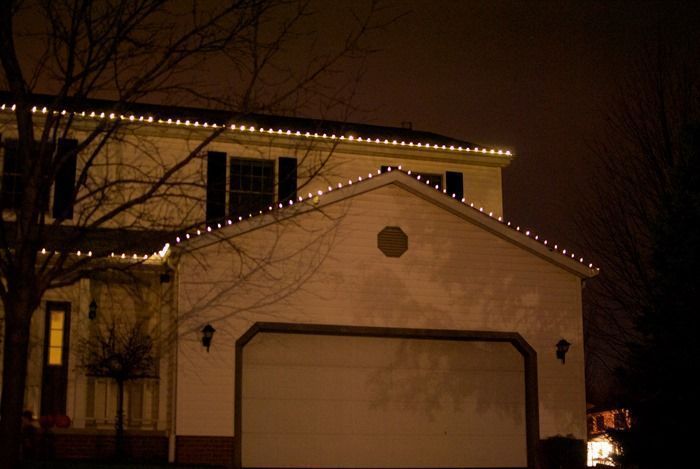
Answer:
175, 169, 598, 279
0, 91, 514, 160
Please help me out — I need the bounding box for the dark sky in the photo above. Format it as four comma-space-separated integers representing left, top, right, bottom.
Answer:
325, 0, 700, 260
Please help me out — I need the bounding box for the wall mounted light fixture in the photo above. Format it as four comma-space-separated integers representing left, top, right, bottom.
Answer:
556, 339, 571, 364
88, 300, 98, 320
201, 324, 216, 352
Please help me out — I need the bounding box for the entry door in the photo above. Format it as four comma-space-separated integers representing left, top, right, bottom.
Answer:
41, 302, 71, 416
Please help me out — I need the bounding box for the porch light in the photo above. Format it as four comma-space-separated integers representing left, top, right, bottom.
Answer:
88, 300, 98, 320
201, 324, 216, 352
556, 339, 571, 364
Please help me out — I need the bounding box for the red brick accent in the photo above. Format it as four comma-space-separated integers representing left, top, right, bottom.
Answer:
176, 435, 235, 468
45, 430, 167, 461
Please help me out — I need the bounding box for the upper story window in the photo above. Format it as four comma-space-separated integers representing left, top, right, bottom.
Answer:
1, 137, 78, 219
417, 172, 443, 190
206, 153, 297, 223
229, 157, 275, 220
1, 139, 21, 209
381, 166, 463, 200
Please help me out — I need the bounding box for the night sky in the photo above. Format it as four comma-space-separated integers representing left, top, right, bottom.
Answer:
323, 0, 700, 259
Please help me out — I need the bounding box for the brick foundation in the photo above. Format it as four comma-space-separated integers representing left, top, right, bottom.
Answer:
176, 435, 235, 468
37, 429, 168, 462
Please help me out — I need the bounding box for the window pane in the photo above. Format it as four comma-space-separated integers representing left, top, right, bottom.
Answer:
50, 310, 65, 330
48, 347, 62, 365
229, 158, 275, 220
50, 329, 63, 347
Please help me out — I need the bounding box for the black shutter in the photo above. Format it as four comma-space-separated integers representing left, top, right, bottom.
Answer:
53, 139, 78, 219
206, 151, 227, 223
446, 171, 464, 200
1, 138, 20, 209
278, 157, 297, 204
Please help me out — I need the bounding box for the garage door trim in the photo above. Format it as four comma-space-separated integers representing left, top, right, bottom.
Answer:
234, 322, 539, 469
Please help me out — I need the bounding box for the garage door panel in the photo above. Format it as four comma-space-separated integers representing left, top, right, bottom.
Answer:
244, 398, 359, 434
242, 332, 527, 468
245, 334, 523, 371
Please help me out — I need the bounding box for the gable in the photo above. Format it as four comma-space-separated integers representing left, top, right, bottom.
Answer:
175, 173, 590, 334
175, 170, 596, 279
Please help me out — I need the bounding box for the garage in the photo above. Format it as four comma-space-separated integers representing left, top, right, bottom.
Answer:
236, 324, 535, 468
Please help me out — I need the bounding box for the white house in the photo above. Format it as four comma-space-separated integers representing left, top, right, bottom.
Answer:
0, 94, 597, 468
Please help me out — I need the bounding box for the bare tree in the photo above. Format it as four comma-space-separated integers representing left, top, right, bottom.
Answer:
77, 316, 156, 460
579, 38, 700, 465
0, 0, 391, 464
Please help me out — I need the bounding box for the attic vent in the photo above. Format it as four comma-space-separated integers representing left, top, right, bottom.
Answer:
377, 226, 408, 258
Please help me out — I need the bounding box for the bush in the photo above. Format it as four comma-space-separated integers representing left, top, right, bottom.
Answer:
539, 435, 586, 469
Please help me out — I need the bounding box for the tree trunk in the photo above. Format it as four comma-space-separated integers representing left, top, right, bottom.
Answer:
115, 379, 125, 460
0, 299, 34, 467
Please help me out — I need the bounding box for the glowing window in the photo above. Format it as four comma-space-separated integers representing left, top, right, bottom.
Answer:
47, 310, 65, 366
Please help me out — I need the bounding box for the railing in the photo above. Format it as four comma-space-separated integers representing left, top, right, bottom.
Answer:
85, 377, 160, 430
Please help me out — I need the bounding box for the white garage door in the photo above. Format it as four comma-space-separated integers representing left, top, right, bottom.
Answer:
241, 332, 526, 468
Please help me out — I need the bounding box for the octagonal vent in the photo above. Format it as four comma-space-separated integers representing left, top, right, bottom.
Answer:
377, 226, 408, 257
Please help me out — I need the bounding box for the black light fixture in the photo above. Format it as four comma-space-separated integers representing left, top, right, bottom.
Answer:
556, 339, 571, 364
88, 300, 98, 320
201, 324, 216, 352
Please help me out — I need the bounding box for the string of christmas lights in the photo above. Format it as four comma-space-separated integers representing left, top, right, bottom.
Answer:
0, 103, 513, 156
32, 166, 596, 271
3, 103, 593, 271
167, 166, 597, 272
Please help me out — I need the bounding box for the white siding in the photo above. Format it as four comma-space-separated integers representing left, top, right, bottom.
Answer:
176, 183, 586, 443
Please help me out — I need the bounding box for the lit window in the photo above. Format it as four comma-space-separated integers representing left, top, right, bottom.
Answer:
47, 310, 65, 365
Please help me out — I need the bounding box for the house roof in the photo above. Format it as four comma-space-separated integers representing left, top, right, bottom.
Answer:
0, 91, 513, 158
174, 168, 598, 279
1, 223, 173, 261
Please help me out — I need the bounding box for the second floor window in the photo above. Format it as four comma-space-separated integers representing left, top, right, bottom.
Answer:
229, 157, 275, 220
1, 139, 22, 209
381, 166, 463, 200
1, 137, 78, 218
206, 152, 297, 224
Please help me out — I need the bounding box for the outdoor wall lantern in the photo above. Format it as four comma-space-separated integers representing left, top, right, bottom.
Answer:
201, 324, 216, 352
88, 300, 98, 320
556, 339, 571, 364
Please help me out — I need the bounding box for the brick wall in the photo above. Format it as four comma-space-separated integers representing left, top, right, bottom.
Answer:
176, 435, 235, 468
44, 430, 168, 461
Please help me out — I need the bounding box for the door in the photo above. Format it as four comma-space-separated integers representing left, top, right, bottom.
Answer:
41, 302, 71, 416
240, 331, 527, 468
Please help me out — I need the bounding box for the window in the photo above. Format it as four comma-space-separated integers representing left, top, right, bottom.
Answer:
614, 411, 628, 429
2, 137, 78, 217
47, 309, 66, 366
229, 157, 275, 220
381, 165, 463, 200
595, 415, 605, 432
1, 139, 21, 209
417, 172, 443, 190
206, 154, 297, 222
